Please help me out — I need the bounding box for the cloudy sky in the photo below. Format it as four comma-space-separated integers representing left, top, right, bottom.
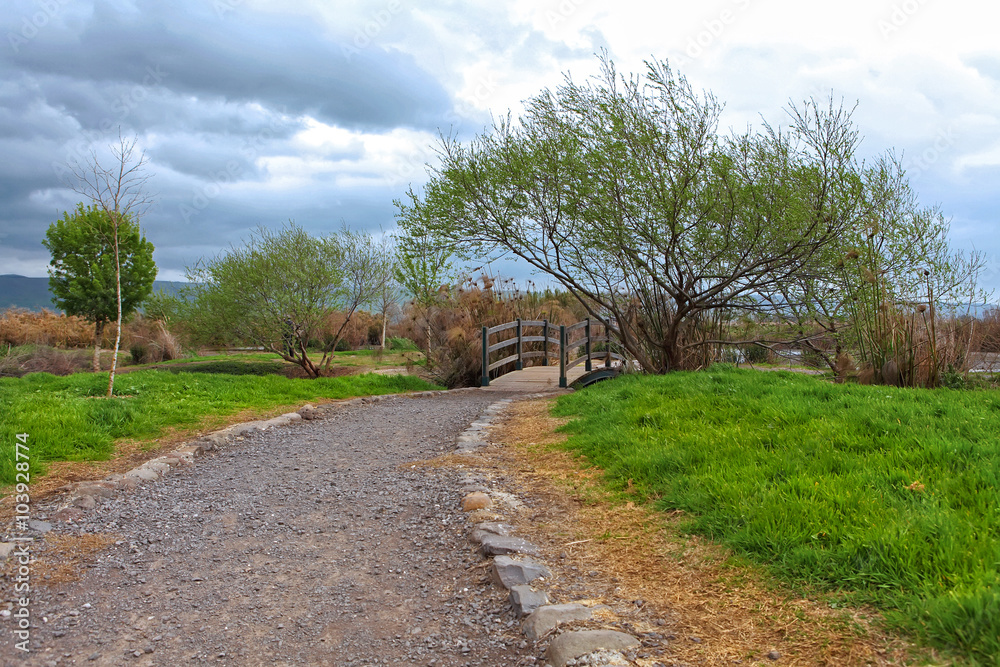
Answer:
2, 0, 998, 297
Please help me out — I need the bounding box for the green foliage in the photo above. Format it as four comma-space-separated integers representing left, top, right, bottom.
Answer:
391, 228, 454, 309
397, 54, 905, 374
388, 336, 418, 351
0, 369, 439, 487
553, 368, 1000, 661
182, 223, 383, 377
740, 344, 770, 364
42, 203, 156, 327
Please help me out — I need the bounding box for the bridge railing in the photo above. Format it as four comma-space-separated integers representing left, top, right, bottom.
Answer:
481, 318, 625, 387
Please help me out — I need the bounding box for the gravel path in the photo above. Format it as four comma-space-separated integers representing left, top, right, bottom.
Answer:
2, 390, 540, 666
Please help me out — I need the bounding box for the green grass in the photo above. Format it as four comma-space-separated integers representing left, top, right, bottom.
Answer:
0, 369, 439, 488
553, 366, 1000, 663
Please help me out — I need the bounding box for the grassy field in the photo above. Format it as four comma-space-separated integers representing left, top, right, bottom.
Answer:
0, 367, 438, 488
553, 366, 1000, 664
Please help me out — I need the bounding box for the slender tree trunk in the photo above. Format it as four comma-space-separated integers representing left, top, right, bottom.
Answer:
93, 320, 105, 372
107, 232, 122, 397
381, 309, 388, 349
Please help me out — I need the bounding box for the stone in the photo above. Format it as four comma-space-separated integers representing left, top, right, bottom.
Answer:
545, 630, 640, 667
491, 555, 551, 589
461, 492, 492, 512
126, 468, 159, 482
509, 585, 548, 617
73, 495, 97, 510
0, 543, 14, 559
116, 477, 139, 491
299, 405, 320, 420
144, 461, 170, 474
478, 534, 539, 557
522, 603, 593, 641
27, 520, 53, 533
227, 423, 261, 436
476, 522, 514, 536
75, 484, 115, 499
768, 650, 781, 660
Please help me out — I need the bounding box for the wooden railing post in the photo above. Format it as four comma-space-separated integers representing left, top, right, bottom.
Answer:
585, 318, 592, 372
481, 326, 489, 387
542, 319, 549, 366
515, 318, 523, 370
559, 324, 567, 388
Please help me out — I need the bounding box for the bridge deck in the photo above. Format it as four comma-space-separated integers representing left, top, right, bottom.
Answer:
481, 363, 609, 392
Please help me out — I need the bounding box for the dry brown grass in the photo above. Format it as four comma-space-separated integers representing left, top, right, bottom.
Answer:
474, 397, 941, 667
0, 308, 105, 348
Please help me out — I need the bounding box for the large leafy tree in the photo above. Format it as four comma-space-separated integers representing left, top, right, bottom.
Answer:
184, 223, 382, 378
397, 55, 929, 373
43, 203, 156, 372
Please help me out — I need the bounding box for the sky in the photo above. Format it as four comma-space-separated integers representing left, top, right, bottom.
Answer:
1, 0, 998, 298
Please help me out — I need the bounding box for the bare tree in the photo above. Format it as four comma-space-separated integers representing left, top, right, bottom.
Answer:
69, 132, 154, 396
372, 234, 402, 349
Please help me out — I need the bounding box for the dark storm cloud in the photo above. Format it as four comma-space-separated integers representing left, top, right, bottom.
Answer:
3, 0, 451, 132
0, 0, 458, 279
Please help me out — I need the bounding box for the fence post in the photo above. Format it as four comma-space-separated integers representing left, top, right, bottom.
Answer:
515, 318, 523, 370
585, 318, 592, 372
559, 325, 567, 388
542, 319, 549, 366
481, 326, 489, 387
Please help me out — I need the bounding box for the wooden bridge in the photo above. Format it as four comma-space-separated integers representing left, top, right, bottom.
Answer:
480, 318, 624, 391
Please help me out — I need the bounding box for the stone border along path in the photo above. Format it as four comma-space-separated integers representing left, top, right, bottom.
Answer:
0, 387, 677, 666
453, 396, 645, 667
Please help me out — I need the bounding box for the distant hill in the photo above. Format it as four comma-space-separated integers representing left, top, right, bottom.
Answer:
0, 275, 189, 312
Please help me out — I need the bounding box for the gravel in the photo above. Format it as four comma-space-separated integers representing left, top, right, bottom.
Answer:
1, 390, 543, 666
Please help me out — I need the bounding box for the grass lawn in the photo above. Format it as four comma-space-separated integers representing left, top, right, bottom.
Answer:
0, 368, 439, 488
553, 366, 1000, 663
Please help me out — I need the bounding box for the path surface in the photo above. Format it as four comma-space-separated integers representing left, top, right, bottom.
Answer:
2, 391, 539, 666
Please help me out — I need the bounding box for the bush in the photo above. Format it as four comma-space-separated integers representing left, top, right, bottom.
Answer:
387, 336, 418, 351
979, 307, 1000, 354
740, 343, 770, 364
0, 344, 91, 377
0, 308, 102, 348
122, 315, 182, 365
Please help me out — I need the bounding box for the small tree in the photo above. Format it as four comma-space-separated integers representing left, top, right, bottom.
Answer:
68, 133, 154, 395
391, 228, 455, 364
42, 204, 156, 372
185, 223, 383, 378
371, 235, 402, 349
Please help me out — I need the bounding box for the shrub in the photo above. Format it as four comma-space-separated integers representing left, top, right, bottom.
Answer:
979, 307, 1000, 354
0, 344, 91, 377
387, 336, 418, 351
0, 308, 103, 348
122, 315, 182, 365
740, 343, 770, 364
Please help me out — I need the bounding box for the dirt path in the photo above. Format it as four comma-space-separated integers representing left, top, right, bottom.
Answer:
2, 389, 924, 667
1, 391, 537, 666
